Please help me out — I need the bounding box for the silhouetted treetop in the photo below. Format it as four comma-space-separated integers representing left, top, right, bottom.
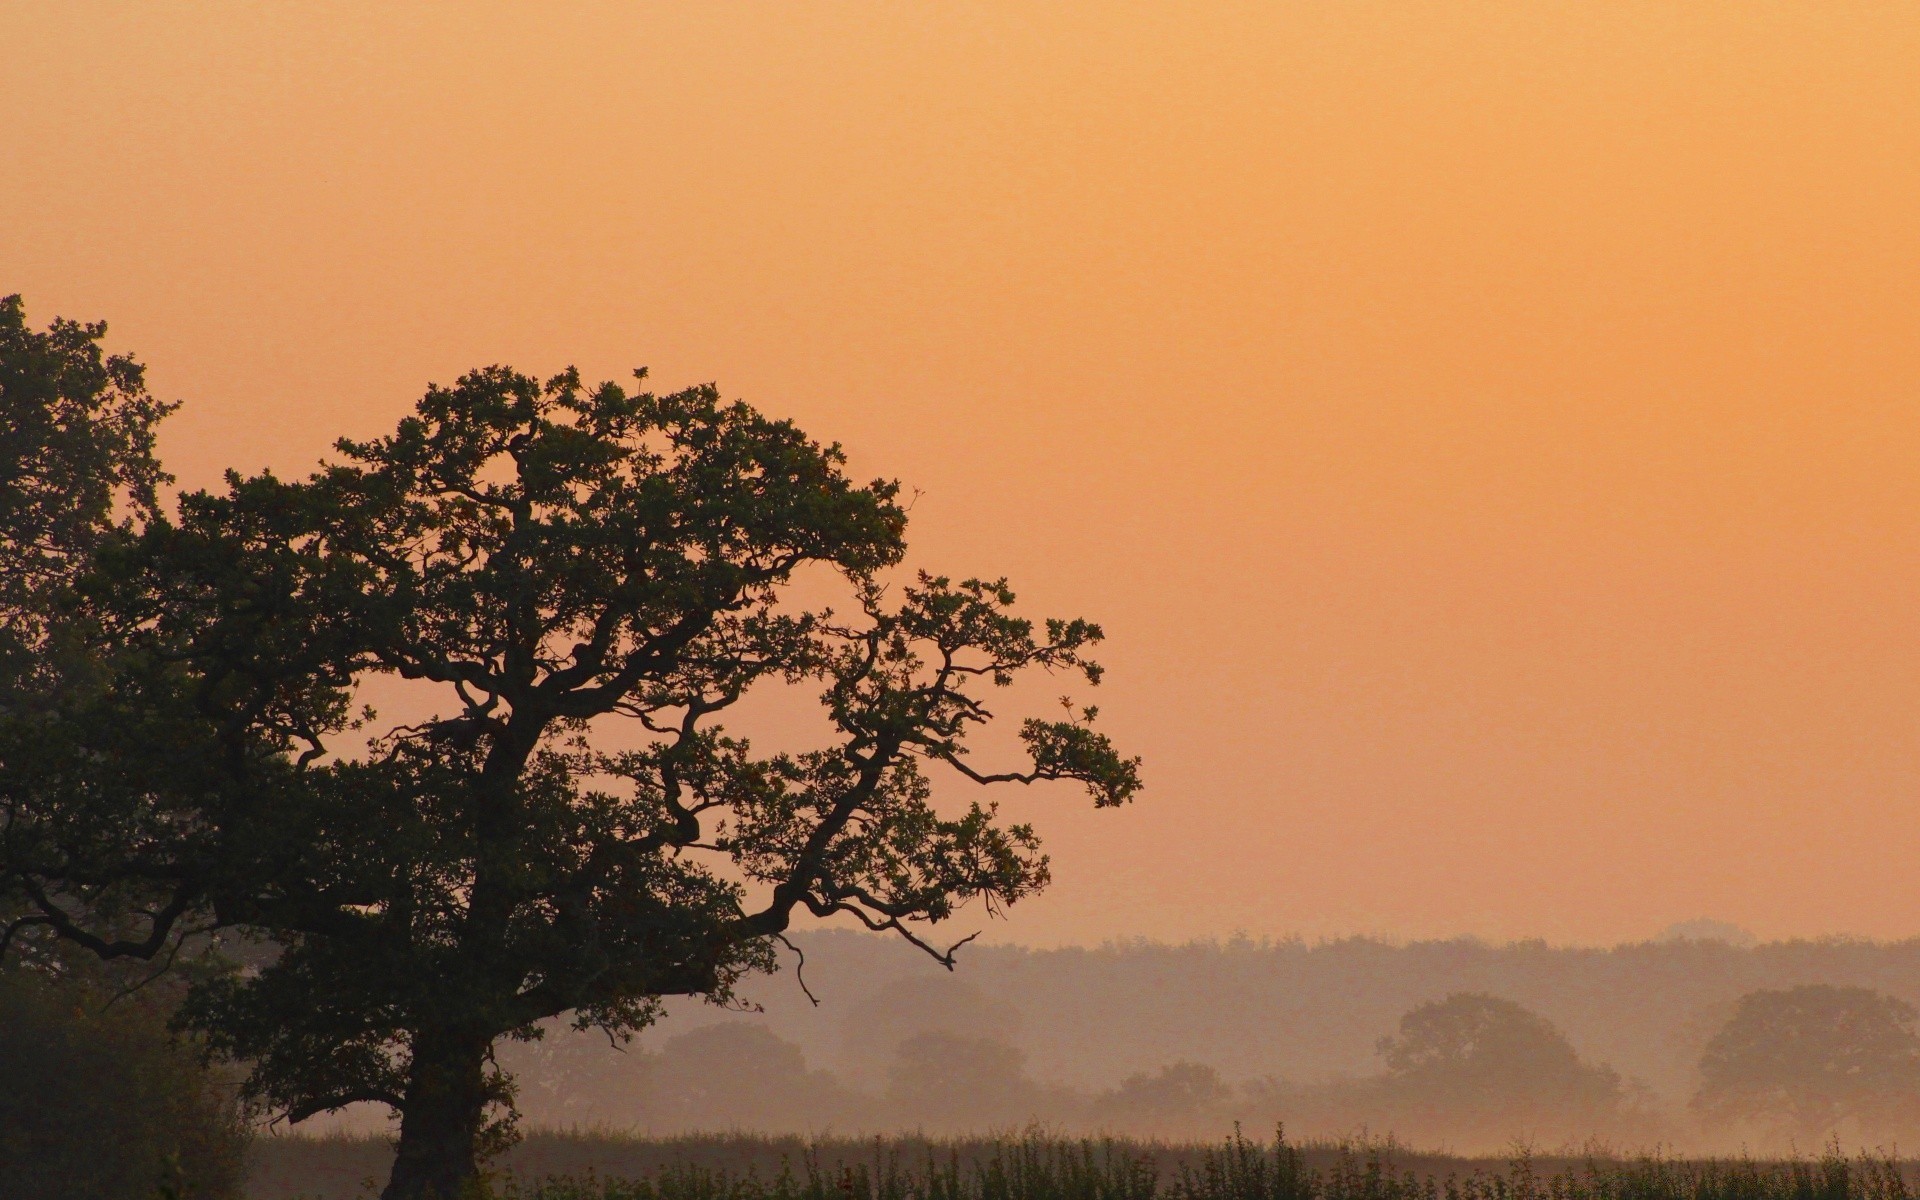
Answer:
1379, 992, 1589, 1080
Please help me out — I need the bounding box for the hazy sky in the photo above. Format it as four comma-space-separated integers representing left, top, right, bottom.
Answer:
7, 3, 1920, 947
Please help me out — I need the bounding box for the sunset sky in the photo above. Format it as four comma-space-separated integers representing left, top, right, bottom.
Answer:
7, 3, 1920, 947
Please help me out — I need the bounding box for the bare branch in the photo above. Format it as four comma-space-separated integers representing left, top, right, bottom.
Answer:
827, 901, 982, 970
773, 932, 818, 1006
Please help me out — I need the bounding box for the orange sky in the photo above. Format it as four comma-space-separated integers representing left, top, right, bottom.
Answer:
7, 3, 1920, 947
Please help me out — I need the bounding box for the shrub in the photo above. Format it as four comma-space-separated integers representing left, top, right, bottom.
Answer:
0, 965, 248, 1200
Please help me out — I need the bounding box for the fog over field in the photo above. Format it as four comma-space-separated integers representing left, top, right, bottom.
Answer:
283, 926, 1920, 1155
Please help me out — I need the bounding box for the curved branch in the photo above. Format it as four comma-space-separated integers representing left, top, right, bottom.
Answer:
827, 901, 982, 970
284, 1088, 404, 1125
19, 878, 198, 961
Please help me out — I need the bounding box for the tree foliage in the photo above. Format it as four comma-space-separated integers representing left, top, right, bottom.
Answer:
0, 347, 1139, 1199
0, 292, 173, 686
0, 297, 243, 1197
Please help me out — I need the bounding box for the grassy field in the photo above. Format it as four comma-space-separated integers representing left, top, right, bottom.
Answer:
247, 1129, 1920, 1200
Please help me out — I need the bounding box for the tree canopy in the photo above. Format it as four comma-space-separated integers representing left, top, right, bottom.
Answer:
0, 295, 245, 1200
0, 330, 1140, 1200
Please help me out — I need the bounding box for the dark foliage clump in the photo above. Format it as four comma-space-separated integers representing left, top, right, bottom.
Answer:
0, 294, 244, 1198
0, 964, 248, 1200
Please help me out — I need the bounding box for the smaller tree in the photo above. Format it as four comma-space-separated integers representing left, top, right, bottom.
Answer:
1694, 985, 1920, 1143
0, 296, 240, 1200
496, 1020, 656, 1129
840, 975, 1022, 1083
0, 293, 172, 687
645, 1023, 868, 1132
1088, 1062, 1232, 1136
886, 1032, 1050, 1132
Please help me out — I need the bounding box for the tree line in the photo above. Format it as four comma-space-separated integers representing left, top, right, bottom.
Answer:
687, 928, 1920, 1121
12, 953, 1920, 1196
493, 982, 1920, 1152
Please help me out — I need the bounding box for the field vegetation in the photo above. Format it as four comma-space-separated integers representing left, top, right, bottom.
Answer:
247, 1129, 1920, 1200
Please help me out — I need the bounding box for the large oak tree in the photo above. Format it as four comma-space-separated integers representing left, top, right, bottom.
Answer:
0, 329, 1139, 1199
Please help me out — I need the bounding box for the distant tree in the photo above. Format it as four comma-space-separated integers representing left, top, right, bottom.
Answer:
840, 975, 1023, 1082
886, 1032, 1050, 1132
1693, 985, 1920, 1142
646, 1023, 868, 1132
1374, 993, 1626, 1144
0, 358, 1140, 1200
498, 1020, 657, 1129
1088, 1061, 1231, 1135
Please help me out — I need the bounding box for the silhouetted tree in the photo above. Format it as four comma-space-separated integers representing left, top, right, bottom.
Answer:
0, 292, 172, 695
0, 353, 1140, 1199
1693, 984, 1920, 1143
1374, 993, 1626, 1144
0, 298, 245, 1197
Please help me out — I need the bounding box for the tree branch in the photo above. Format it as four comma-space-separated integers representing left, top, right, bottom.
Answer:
283, 1088, 404, 1125
20, 877, 198, 961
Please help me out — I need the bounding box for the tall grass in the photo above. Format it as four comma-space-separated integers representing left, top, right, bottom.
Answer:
455, 1130, 1918, 1200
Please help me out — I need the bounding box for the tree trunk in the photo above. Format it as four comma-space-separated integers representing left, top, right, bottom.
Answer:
382, 1032, 494, 1200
